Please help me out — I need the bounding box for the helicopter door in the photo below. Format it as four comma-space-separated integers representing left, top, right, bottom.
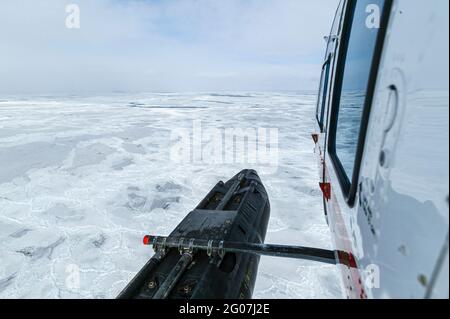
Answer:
327, 0, 389, 206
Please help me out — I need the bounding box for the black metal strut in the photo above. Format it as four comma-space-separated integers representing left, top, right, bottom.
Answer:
143, 235, 338, 265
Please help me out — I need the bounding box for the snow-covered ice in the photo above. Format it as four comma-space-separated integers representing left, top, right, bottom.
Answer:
0, 92, 342, 299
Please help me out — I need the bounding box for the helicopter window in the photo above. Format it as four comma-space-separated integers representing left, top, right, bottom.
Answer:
316, 1, 345, 133
316, 58, 331, 131
328, 0, 392, 205
315, 70, 324, 124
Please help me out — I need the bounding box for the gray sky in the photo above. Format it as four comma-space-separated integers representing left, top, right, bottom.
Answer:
0, 0, 339, 94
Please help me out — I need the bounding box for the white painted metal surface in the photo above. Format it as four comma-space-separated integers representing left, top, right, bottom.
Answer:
314, 0, 449, 299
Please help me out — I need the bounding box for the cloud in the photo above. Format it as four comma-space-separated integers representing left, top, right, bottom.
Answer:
0, 0, 339, 94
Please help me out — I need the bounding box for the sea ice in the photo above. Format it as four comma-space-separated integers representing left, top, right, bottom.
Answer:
0, 92, 342, 299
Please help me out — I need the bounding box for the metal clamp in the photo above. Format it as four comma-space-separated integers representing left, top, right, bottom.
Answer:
155, 237, 167, 255
218, 240, 225, 259
178, 238, 185, 255
151, 236, 159, 253
188, 238, 195, 254
207, 240, 213, 257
